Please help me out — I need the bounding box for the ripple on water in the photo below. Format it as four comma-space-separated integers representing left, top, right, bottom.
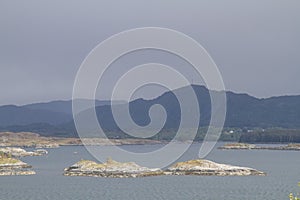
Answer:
0, 145, 299, 200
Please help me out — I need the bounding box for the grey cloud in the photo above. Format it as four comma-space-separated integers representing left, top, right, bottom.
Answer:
0, 0, 299, 105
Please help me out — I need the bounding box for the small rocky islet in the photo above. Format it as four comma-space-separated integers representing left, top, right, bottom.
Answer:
166, 159, 265, 176
0, 152, 35, 176
0, 147, 48, 157
64, 158, 266, 178
64, 158, 164, 178
219, 143, 300, 151
0, 147, 48, 176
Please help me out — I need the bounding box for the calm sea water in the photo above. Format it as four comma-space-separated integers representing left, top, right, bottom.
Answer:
0, 143, 299, 200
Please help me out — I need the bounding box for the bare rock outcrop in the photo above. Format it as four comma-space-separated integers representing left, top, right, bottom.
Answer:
64, 158, 163, 178
0, 153, 35, 176
0, 147, 48, 157
219, 143, 300, 151
64, 158, 266, 178
166, 159, 266, 176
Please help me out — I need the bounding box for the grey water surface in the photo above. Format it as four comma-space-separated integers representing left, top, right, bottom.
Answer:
0, 143, 299, 200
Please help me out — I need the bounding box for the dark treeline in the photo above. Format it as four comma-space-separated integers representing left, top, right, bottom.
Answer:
239, 129, 300, 143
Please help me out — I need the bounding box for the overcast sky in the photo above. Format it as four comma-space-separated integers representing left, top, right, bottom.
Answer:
0, 0, 299, 105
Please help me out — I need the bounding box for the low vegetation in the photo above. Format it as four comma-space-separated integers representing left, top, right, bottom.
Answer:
0, 151, 19, 164
289, 182, 300, 200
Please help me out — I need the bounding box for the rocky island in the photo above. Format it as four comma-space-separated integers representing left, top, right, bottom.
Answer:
218, 143, 257, 150
0, 147, 48, 157
0, 147, 47, 176
0, 151, 35, 176
64, 158, 163, 178
166, 159, 266, 176
64, 158, 265, 178
219, 143, 300, 151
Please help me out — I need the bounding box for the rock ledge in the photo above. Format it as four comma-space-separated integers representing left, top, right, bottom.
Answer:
0, 147, 48, 157
0, 155, 35, 176
219, 143, 300, 151
64, 158, 163, 178
64, 159, 265, 178
166, 159, 266, 176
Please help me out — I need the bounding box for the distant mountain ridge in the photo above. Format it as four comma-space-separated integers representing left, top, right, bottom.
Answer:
0, 99, 126, 127
23, 99, 127, 115
0, 105, 71, 126
0, 85, 300, 137
90, 85, 300, 132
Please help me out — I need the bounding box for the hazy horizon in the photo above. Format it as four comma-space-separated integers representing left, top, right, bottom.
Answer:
1, 83, 300, 107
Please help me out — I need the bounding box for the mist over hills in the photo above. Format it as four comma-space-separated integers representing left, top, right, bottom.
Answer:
0, 85, 300, 138
23, 99, 127, 116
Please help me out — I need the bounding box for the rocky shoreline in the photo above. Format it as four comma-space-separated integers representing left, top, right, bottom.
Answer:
64, 158, 164, 178
0, 147, 49, 176
0, 132, 161, 148
0, 152, 35, 176
64, 158, 265, 178
219, 143, 300, 151
2, 132, 299, 151
0, 161, 35, 176
166, 160, 266, 176
0, 147, 48, 157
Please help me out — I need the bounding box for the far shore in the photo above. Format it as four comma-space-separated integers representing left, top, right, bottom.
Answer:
1, 132, 300, 149
0, 132, 163, 148
218, 143, 300, 151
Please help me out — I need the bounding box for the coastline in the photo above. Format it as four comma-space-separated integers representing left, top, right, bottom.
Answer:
0, 132, 162, 148
218, 143, 300, 151
0, 152, 36, 176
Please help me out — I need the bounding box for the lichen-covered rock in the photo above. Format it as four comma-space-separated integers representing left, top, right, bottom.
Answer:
0, 147, 48, 157
64, 158, 163, 178
167, 159, 266, 176
64, 158, 266, 178
36, 143, 59, 148
283, 143, 300, 150
219, 143, 300, 151
0, 156, 35, 176
218, 143, 257, 150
